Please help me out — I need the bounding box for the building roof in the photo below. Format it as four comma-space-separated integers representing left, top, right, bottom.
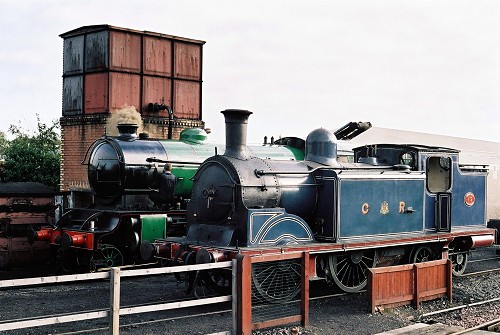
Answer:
0, 182, 56, 196
60, 24, 206, 44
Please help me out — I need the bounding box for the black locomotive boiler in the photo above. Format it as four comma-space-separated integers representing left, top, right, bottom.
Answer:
148, 109, 496, 298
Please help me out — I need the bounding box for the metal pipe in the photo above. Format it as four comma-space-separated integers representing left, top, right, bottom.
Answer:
253, 164, 413, 176
421, 297, 500, 318
145, 157, 202, 166
167, 106, 174, 140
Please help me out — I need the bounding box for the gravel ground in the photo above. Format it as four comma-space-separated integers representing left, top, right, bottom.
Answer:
0, 246, 498, 335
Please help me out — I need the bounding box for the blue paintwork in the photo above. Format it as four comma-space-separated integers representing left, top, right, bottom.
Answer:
338, 178, 425, 238
421, 155, 487, 230
450, 168, 487, 227
247, 208, 314, 246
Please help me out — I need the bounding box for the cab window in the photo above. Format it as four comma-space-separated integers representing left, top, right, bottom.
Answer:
427, 156, 451, 193
400, 151, 415, 168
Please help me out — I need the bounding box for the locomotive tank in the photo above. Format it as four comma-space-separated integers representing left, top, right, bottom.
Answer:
87, 123, 304, 199
149, 109, 496, 296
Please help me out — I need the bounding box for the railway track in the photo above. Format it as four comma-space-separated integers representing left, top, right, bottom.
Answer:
457, 267, 500, 277
456, 246, 500, 277
452, 317, 500, 334
421, 297, 500, 319
468, 255, 500, 264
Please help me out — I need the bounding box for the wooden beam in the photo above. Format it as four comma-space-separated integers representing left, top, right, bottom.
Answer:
301, 251, 309, 327
236, 254, 252, 335
109, 267, 120, 335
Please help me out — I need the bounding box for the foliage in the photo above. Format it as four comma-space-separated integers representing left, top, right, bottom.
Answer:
2, 117, 60, 189
0, 131, 8, 156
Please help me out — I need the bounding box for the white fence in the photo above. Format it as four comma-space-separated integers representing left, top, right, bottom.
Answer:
0, 261, 235, 334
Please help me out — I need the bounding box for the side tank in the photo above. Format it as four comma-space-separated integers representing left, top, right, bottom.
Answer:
87, 124, 305, 198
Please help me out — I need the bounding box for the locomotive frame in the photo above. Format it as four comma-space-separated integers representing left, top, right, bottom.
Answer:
147, 109, 496, 298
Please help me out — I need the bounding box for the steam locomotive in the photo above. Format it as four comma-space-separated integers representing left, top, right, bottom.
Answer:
146, 109, 496, 298
29, 123, 307, 272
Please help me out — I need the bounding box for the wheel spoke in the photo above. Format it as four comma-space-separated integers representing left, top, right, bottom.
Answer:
252, 260, 301, 304
411, 246, 435, 264
328, 251, 375, 293
91, 245, 123, 271
450, 251, 468, 276
199, 269, 232, 295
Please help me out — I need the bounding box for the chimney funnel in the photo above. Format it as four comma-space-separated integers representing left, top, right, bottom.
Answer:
117, 123, 138, 141
221, 109, 253, 159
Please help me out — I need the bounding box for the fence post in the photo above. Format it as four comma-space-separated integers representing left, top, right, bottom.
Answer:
109, 267, 121, 335
301, 251, 309, 327
232, 258, 237, 335
446, 259, 453, 303
414, 264, 420, 309
236, 254, 252, 335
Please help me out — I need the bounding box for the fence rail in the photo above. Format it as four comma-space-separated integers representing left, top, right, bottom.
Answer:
0, 261, 234, 334
1, 253, 456, 334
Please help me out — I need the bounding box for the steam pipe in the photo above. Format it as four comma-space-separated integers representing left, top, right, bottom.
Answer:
147, 103, 174, 139
167, 106, 174, 140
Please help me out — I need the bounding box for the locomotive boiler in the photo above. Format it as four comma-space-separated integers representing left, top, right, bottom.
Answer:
149, 109, 496, 298
87, 123, 305, 203
30, 123, 307, 272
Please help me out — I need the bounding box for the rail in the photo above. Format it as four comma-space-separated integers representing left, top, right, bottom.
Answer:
0, 261, 234, 335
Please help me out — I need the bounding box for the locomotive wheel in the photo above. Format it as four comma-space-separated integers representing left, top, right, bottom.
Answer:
191, 270, 232, 299
200, 269, 232, 295
56, 248, 79, 274
450, 251, 468, 276
252, 260, 301, 304
182, 251, 197, 295
327, 251, 375, 293
90, 245, 124, 272
410, 245, 435, 263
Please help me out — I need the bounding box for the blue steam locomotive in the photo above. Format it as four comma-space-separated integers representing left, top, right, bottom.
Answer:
148, 109, 495, 296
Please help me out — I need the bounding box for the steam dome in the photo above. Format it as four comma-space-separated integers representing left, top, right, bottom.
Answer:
305, 128, 339, 166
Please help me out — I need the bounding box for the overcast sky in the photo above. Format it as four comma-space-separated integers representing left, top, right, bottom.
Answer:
1, 0, 499, 144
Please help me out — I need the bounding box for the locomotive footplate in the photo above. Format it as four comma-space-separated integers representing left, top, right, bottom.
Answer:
150, 226, 496, 294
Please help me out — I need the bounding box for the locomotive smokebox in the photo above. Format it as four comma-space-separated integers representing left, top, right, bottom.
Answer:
221, 109, 253, 159
117, 123, 138, 141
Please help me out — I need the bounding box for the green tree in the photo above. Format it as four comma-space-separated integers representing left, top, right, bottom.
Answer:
3, 118, 60, 189
0, 131, 8, 156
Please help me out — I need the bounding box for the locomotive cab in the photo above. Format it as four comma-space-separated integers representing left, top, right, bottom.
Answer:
353, 144, 488, 232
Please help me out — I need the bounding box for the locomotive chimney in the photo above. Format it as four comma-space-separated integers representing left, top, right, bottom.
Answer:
117, 123, 138, 141
221, 109, 253, 159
